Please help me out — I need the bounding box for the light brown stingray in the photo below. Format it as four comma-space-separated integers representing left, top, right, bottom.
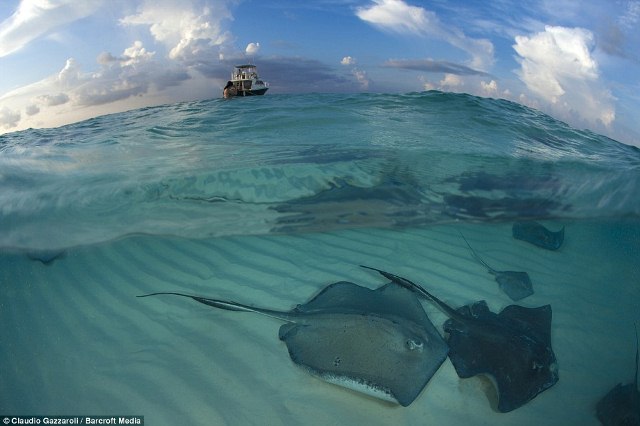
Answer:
138, 280, 449, 406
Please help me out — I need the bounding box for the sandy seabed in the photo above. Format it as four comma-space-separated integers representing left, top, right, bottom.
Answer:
1, 220, 638, 426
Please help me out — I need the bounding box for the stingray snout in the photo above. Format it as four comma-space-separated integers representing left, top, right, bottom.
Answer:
406, 338, 424, 351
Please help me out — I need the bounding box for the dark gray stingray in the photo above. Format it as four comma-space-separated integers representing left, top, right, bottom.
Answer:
459, 232, 533, 301
138, 280, 449, 407
596, 325, 639, 426
362, 266, 559, 413
271, 179, 427, 233
512, 221, 564, 250
26, 249, 66, 265
443, 194, 562, 219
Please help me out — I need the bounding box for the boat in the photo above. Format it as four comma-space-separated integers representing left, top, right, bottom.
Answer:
227, 64, 269, 97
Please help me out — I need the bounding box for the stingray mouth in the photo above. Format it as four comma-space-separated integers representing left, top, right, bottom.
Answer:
405, 338, 424, 351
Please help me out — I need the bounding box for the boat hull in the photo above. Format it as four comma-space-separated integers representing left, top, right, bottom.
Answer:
237, 88, 268, 96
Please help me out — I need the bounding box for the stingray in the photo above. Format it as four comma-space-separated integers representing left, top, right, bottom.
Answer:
26, 249, 66, 265
512, 221, 564, 250
271, 179, 426, 233
443, 194, 561, 219
137, 280, 449, 407
596, 325, 640, 426
361, 266, 559, 413
459, 232, 533, 301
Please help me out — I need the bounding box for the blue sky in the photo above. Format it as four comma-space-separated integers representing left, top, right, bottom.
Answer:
1, 0, 639, 146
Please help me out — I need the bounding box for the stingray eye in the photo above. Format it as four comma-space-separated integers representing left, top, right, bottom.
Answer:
406, 339, 423, 351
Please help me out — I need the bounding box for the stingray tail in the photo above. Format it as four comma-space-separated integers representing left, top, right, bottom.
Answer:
635, 322, 638, 391
458, 231, 495, 274
137, 292, 294, 322
360, 265, 460, 320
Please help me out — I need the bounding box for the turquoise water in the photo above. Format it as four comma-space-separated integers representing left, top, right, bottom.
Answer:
1, 92, 638, 250
1, 92, 639, 425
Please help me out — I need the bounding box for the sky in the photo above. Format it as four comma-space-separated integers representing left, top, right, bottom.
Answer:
1, 0, 639, 147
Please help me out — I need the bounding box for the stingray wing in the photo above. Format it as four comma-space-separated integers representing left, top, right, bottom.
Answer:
512, 221, 564, 250
495, 271, 534, 301
280, 282, 448, 406
444, 301, 558, 412
294, 281, 431, 323
596, 383, 640, 426
279, 313, 448, 406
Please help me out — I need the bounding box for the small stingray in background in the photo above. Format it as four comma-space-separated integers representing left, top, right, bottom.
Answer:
443, 194, 561, 219
271, 179, 427, 233
596, 325, 640, 426
458, 231, 533, 301
138, 280, 449, 407
446, 170, 560, 193
362, 266, 559, 413
26, 249, 66, 265
512, 221, 564, 250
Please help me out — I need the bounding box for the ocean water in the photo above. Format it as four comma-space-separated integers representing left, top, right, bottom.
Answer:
1, 92, 639, 425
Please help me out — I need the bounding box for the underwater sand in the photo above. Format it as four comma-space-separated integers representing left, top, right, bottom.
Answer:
1, 220, 638, 425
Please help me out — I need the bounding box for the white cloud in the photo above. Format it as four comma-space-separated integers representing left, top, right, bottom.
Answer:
25, 104, 40, 116
356, 0, 432, 35
513, 26, 615, 126
1, 1, 238, 133
0, 107, 21, 129
38, 93, 69, 106
480, 80, 498, 97
0, 0, 104, 57
416, 75, 511, 100
419, 75, 436, 91
351, 69, 370, 90
0, 38, 195, 132
97, 52, 119, 65
33, 53, 150, 108
120, 1, 233, 62
341, 56, 355, 66
97, 41, 155, 66
245, 42, 260, 55
57, 57, 81, 88
339, 56, 368, 89
123, 41, 155, 65
356, 0, 494, 70
476, 80, 512, 99
440, 73, 463, 89
515, 26, 597, 83
69, 41, 172, 106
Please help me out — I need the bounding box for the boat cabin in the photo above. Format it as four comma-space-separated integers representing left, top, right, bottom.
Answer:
227, 64, 268, 97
